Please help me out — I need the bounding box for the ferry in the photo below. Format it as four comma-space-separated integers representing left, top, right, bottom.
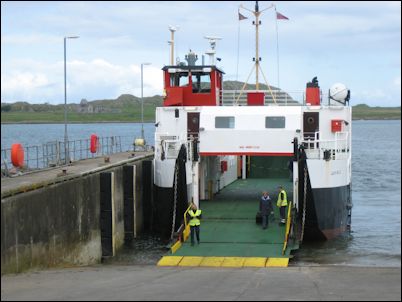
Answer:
154, 2, 352, 266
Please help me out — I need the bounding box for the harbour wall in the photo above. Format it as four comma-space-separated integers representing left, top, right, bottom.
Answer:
1, 154, 153, 275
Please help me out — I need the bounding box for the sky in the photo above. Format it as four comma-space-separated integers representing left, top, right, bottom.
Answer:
1, 1, 401, 107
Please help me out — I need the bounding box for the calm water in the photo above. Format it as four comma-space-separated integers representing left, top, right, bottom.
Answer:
1, 123, 156, 150
1, 120, 401, 267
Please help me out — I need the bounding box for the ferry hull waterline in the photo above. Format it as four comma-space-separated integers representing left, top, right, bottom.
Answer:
153, 1, 352, 266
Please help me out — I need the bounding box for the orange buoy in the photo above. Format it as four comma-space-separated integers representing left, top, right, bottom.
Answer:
90, 134, 98, 153
11, 143, 24, 167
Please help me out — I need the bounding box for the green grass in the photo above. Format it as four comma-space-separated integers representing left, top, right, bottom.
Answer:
2, 103, 400, 123
352, 105, 400, 120
1, 107, 156, 123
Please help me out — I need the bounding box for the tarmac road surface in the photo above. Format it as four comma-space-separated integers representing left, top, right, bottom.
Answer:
1, 264, 400, 301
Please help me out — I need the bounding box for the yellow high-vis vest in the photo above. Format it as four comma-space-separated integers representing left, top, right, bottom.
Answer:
277, 190, 288, 207
189, 209, 202, 226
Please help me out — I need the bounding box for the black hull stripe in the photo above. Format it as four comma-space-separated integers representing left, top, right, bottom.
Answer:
304, 184, 351, 240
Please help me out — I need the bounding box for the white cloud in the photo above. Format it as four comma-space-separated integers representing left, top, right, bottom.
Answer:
1, 72, 54, 102
1, 59, 163, 104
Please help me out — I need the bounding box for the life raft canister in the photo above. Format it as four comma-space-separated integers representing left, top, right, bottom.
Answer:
90, 134, 99, 153
11, 143, 24, 167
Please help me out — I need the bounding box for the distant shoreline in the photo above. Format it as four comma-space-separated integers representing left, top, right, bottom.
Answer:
1, 121, 155, 124
1, 118, 400, 124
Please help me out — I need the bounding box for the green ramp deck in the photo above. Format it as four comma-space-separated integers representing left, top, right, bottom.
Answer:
158, 178, 299, 267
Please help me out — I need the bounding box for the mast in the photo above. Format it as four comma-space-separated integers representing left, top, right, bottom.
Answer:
168, 26, 178, 65
255, 1, 260, 89
236, 1, 276, 104
240, 1, 274, 90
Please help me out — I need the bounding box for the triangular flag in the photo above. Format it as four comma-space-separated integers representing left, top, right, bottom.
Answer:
276, 12, 289, 20
239, 12, 248, 21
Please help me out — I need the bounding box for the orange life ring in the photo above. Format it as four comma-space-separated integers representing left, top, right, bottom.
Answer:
90, 134, 98, 153
11, 143, 24, 167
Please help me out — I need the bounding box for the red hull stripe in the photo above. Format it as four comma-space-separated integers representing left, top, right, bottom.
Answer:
199, 152, 294, 156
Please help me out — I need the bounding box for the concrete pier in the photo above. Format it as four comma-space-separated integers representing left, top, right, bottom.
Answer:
1, 151, 152, 198
1, 264, 400, 301
1, 151, 154, 275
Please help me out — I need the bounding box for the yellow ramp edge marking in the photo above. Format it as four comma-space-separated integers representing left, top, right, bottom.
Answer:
266, 258, 289, 267
243, 257, 268, 267
157, 256, 183, 266
183, 225, 190, 242
221, 257, 245, 268
170, 241, 182, 254
200, 257, 225, 267
178, 256, 204, 267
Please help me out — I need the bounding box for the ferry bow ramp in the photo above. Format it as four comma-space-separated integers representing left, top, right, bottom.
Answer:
158, 178, 298, 268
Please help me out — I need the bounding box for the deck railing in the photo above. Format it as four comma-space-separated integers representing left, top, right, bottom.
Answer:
1, 135, 138, 177
301, 131, 350, 160
221, 89, 335, 106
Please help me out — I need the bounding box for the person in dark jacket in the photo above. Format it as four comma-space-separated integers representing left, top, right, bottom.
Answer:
259, 191, 273, 229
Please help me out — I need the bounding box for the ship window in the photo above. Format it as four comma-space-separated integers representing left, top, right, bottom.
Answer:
215, 116, 235, 128
191, 73, 211, 93
265, 116, 286, 128
170, 72, 189, 87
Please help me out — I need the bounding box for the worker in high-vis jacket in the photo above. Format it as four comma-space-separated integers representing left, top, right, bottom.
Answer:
277, 186, 288, 224
188, 202, 202, 246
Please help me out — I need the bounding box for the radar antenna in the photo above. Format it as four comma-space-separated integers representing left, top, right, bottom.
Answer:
204, 36, 222, 65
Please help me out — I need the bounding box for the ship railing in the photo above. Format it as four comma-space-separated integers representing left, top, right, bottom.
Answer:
182, 204, 192, 242
282, 201, 293, 255
1, 135, 133, 177
221, 90, 344, 107
301, 131, 350, 160
221, 89, 303, 106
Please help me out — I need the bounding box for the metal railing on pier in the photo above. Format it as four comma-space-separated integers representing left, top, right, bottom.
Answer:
1, 135, 148, 177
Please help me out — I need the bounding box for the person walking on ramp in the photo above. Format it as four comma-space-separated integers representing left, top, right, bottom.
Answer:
260, 191, 273, 229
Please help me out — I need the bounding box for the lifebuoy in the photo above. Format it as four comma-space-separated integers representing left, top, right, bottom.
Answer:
90, 134, 98, 153
11, 143, 24, 167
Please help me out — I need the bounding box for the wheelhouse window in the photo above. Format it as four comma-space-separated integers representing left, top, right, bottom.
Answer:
265, 116, 285, 128
215, 116, 235, 128
170, 72, 189, 87
191, 73, 211, 93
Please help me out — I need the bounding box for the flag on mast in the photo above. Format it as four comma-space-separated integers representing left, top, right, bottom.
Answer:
239, 12, 248, 20
276, 11, 289, 20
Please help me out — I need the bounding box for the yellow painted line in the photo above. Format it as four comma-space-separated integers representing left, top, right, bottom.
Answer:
170, 240, 182, 254
266, 258, 289, 267
178, 256, 204, 267
243, 257, 268, 267
157, 256, 183, 266
200, 257, 225, 267
221, 257, 245, 268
